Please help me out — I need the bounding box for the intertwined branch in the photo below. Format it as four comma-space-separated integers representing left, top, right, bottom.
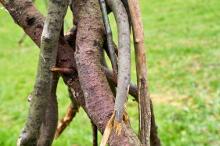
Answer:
16, 0, 69, 145
0, 0, 161, 145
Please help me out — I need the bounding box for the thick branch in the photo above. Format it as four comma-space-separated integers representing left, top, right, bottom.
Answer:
72, 0, 139, 145
0, 0, 76, 71
16, 0, 69, 145
1, 1, 142, 145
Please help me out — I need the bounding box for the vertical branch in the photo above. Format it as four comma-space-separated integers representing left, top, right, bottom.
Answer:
106, 0, 130, 127
100, 0, 130, 145
37, 74, 59, 146
17, 0, 69, 145
99, 0, 118, 74
150, 100, 161, 146
128, 0, 151, 145
91, 121, 98, 146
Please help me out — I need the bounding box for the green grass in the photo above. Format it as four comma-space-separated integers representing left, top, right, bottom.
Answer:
0, 0, 220, 145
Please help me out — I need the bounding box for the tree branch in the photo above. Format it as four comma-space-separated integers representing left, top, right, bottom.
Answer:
106, 0, 131, 125
72, 0, 140, 145
91, 121, 98, 146
128, 0, 151, 145
1, 1, 147, 145
100, 1, 131, 144
55, 88, 79, 138
99, 0, 118, 74
16, 0, 69, 145
37, 74, 59, 146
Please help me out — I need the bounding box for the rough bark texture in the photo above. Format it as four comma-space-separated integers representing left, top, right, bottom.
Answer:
72, 0, 140, 145
37, 75, 59, 146
128, 0, 151, 145
0, 0, 76, 71
15, 0, 69, 145
1, 0, 157, 145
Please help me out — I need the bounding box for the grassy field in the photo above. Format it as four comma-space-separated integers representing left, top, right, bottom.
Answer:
0, 0, 220, 145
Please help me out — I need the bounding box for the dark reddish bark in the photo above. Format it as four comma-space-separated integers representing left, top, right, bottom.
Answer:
1, 0, 141, 145
72, 0, 140, 145
1, 0, 76, 71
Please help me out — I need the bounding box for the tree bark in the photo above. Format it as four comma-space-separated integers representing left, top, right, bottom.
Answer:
128, 0, 151, 145
106, 0, 131, 124
37, 75, 59, 146
14, 0, 68, 145
1, 0, 142, 145
72, 0, 140, 145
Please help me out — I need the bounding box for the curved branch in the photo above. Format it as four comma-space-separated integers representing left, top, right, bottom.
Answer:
17, 0, 69, 145
37, 75, 59, 146
106, 0, 131, 131
54, 88, 79, 138
1, 1, 150, 145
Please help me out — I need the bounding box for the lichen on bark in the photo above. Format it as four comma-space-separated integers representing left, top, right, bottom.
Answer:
17, 0, 69, 145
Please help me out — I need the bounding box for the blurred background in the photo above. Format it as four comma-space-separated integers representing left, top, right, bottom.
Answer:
0, 0, 219, 145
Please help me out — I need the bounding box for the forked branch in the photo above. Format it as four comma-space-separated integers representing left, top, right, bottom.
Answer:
17, 0, 69, 145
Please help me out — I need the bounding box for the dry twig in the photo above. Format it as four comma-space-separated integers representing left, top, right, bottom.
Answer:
128, 0, 151, 145
99, 0, 118, 74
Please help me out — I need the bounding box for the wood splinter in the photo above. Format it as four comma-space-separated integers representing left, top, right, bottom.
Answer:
55, 103, 78, 138
50, 67, 74, 74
